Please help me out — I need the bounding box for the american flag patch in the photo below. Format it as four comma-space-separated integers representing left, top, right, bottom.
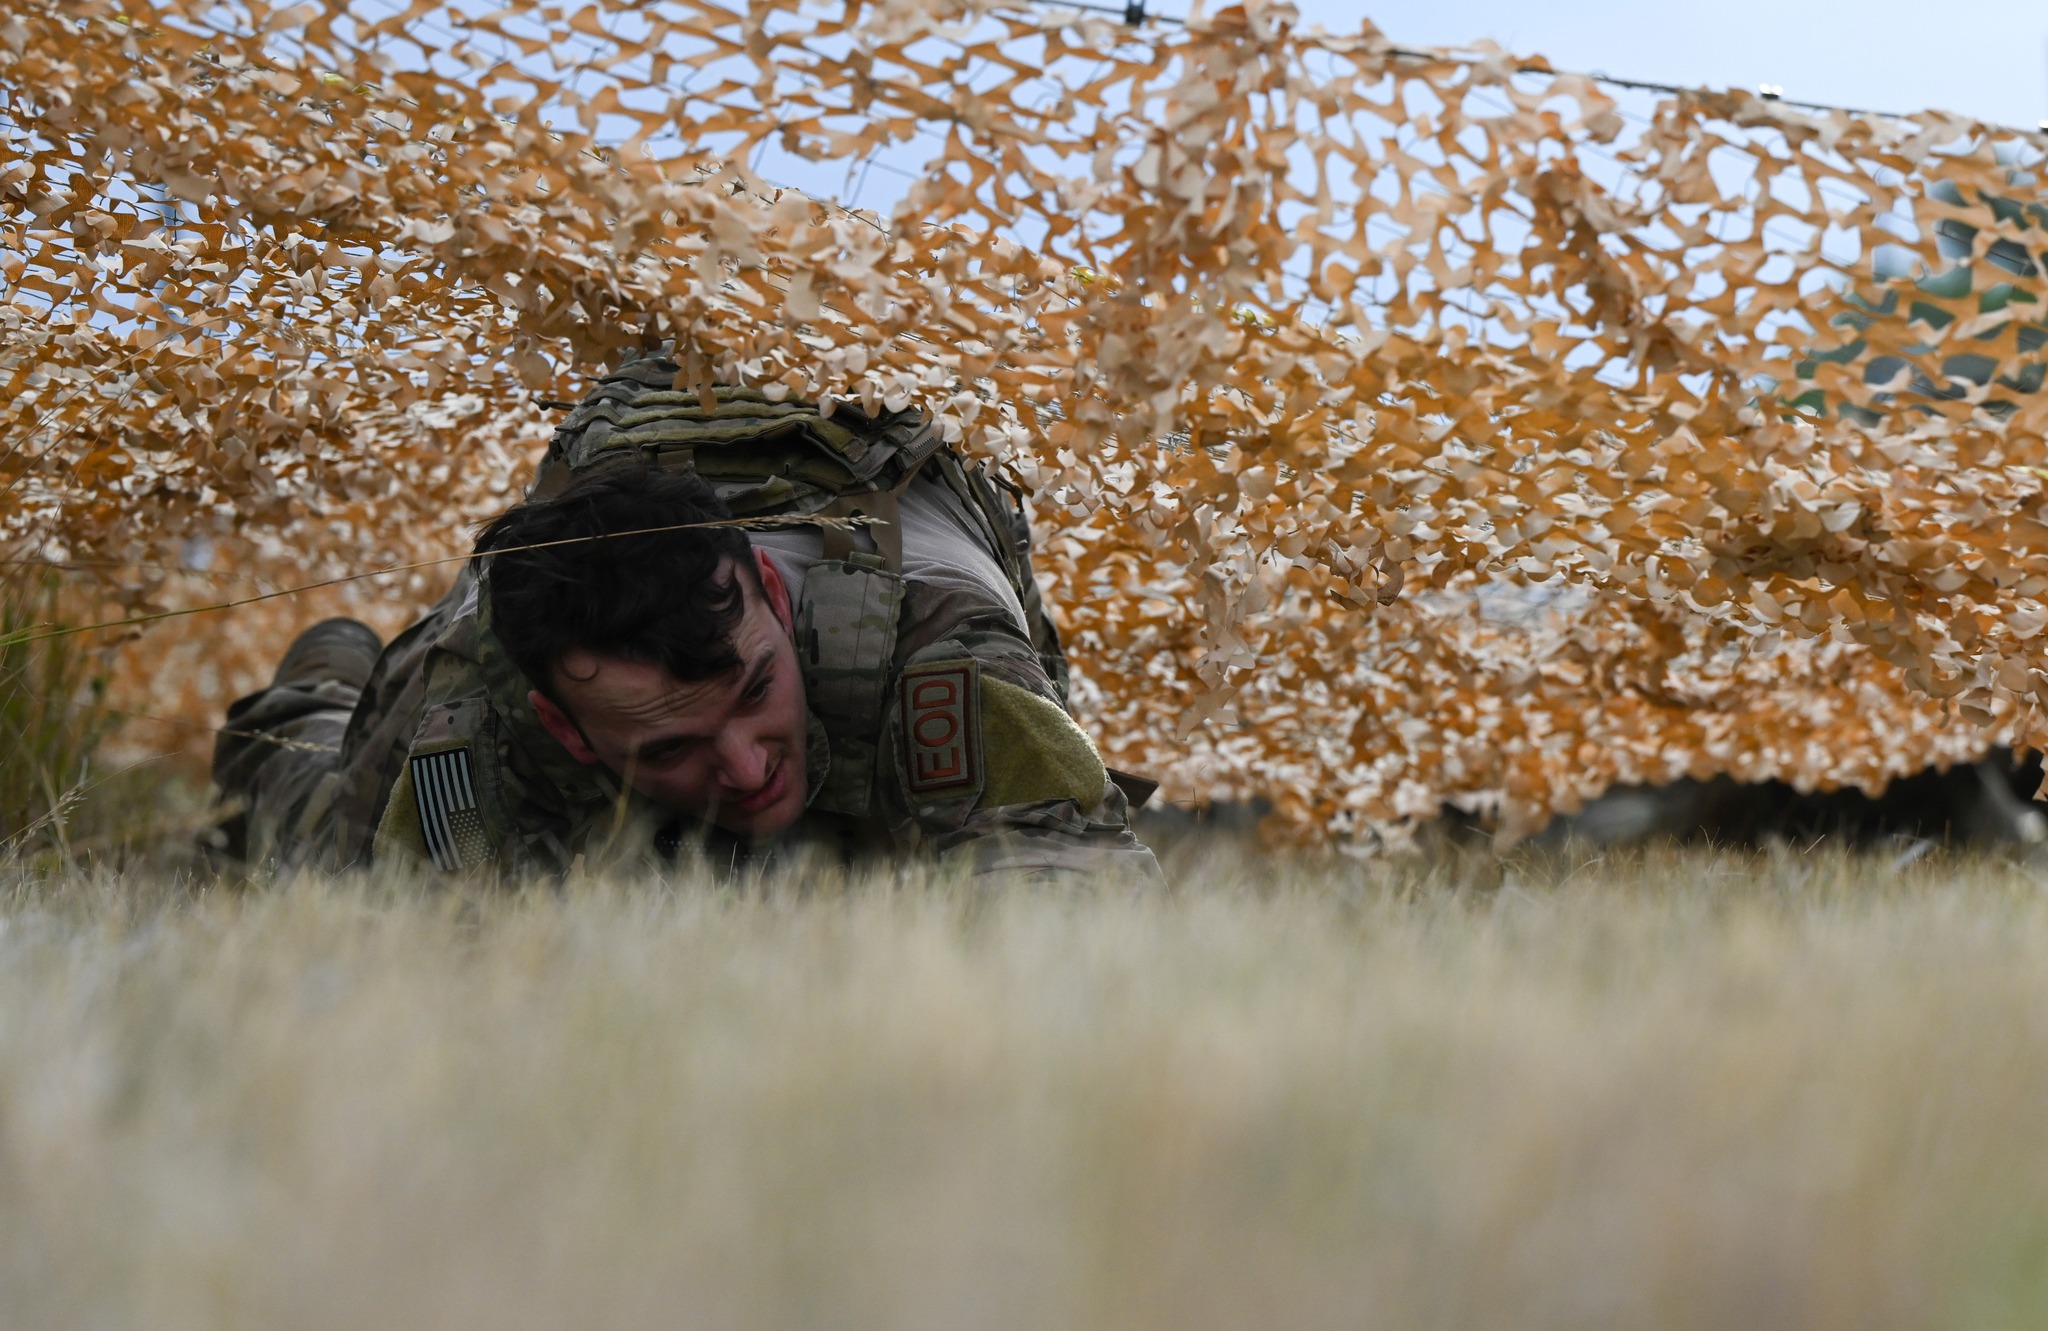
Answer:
411, 747, 487, 871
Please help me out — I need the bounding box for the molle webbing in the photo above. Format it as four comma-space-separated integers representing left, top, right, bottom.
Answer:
796, 561, 907, 817
532, 364, 944, 514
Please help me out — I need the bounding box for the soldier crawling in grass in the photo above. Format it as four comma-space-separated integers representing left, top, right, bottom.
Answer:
210, 351, 1161, 885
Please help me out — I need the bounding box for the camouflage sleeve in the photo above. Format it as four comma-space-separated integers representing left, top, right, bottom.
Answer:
372, 748, 671, 877
934, 777, 1162, 888
372, 758, 437, 869
890, 587, 1162, 888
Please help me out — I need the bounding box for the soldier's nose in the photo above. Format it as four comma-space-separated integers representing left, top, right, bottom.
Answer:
716, 733, 771, 791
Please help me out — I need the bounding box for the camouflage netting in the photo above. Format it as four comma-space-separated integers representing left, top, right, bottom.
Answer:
7, 0, 2048, 844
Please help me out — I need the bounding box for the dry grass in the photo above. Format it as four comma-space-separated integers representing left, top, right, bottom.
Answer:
3, 844, 2048, 1330
0, 576, 117, 854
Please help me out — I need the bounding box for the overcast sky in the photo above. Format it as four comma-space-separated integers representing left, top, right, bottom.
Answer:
1274, 2, 2048, 130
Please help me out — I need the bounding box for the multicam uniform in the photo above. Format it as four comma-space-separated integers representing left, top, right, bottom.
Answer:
214, 354, 1160, 884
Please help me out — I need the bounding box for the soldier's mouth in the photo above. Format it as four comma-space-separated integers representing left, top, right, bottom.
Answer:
724, 763, 788, 817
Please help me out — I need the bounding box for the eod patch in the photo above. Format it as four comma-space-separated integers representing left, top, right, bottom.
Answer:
899, 658, 982, 800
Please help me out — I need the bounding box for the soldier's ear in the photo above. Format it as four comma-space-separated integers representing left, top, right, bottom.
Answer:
753, 547, 793, 632
529, 688, 600, 765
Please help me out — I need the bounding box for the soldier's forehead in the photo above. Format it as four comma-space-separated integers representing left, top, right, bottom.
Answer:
558, 607, 787, 723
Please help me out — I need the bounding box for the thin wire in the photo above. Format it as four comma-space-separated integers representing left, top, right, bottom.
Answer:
1016, 0, 2046, 138
1028, 0, 1179, 23
3, 511, 872, 650
1, 557, 285, 591
93, 702, 343, 753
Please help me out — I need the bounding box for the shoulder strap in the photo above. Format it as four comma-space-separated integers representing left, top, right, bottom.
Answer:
795, 559, 907, 818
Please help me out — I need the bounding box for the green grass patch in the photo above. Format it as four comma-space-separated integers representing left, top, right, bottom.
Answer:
0, 574, 116, 856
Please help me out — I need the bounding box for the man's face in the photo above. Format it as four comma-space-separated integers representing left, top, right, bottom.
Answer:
529, 550, 811, 839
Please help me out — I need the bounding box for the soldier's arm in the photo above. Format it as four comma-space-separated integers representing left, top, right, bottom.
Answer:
891, 598, 1163, 888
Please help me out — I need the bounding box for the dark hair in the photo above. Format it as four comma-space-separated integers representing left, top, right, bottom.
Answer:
474, 463, 757, 695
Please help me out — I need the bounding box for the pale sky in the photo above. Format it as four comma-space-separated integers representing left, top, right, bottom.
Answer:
1286, 1, 2048, 130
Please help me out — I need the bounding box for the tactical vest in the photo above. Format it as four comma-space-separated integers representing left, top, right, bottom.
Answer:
359, 353, 1074, 870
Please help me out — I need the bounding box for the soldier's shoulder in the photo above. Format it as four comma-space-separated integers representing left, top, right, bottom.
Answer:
892, 568, 1037, 667
891, 643, 1105, 824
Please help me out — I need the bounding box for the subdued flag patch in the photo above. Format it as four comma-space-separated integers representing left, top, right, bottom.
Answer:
411, 747, 486, 871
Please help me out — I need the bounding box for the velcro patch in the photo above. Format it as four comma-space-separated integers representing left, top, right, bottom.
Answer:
411, 746, 487, 871
900, 660, 982, 798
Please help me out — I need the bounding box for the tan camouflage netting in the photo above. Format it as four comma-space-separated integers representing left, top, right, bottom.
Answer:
8, 0, 2048, 843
